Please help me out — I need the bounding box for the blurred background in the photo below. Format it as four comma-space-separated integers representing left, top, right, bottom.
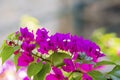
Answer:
0, 0, 120, 79
0, 0, 120, 45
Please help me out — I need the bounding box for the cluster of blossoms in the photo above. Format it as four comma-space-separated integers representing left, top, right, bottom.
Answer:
9, 27, 105, 80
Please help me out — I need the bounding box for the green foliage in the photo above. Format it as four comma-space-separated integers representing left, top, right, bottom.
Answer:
0, 32, 19, 64
48, 52, 71, 67
0, 40, 7, 54
70, 76, 82, 80
70, 72, 82, 80
34, 63, 51, 80
7, 32, 20, 41
0, 44, 14, 64
27, 62, 43, 77
88, 70, 106, 80
14, 53, 20, 71
108, 65, 120, 80
94, 61, 116, 68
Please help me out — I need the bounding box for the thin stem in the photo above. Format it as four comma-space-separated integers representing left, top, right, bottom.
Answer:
74, 70, 82, 73
32, 53, 51, 63
68, 72, 73, 79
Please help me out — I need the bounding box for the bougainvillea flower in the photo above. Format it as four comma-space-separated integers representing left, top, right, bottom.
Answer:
18, 52, 34, 66
46, 67, 68, 80
37, 42, 50, 54
23, 77, 30, 80
34, 27, 104, 61
82, 73, 92, 80
47, 39, 57, 51
46, 74, 58, 80
21, 42, 35, 52
75, 62, 93, 73
79, 64, 93, 73
69, 36, 105, 62
36, 28, 49, 44
50, 33, 71, 51
58, 33, 71, 51
20, 27, 34, 43
82, 40, 105, 62
72, 52, 79, 60
69, 36, 83, 53
62, 59, 75, 72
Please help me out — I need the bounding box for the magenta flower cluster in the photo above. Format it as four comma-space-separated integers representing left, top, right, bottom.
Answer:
18, 27, 35, 66
14, 27, 105, 80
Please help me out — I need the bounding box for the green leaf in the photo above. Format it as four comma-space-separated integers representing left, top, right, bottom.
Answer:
70, 72, 82, 80
108, 65, 120, 80
7, 33, 15, 40
27, 62, 43, 78
0, 45, 14, 64
14, 53, 20, 71
70, 76, 82, 80
0, 41, 7, 56
88, 70, 106, 80
34, 63, 51, 80
94, 61, 116, 68
7, 32, 20, 40
49, 52, 71, 67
